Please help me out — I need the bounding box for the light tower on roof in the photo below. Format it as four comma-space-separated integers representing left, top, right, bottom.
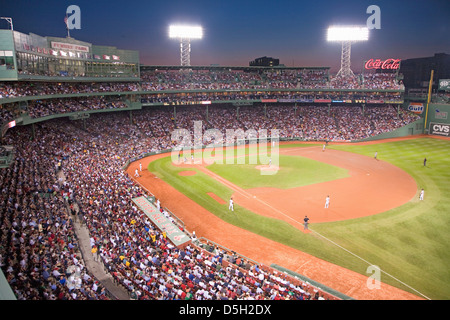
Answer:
327, 26, 369, 78
169, 25, 203, 67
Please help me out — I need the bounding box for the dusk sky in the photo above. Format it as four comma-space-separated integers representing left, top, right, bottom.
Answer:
2, 0, 450, 72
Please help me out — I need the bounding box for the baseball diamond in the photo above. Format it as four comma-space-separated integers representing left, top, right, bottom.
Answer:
127, 138, 433, 300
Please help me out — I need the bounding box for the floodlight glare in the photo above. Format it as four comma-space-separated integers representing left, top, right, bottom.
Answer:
169, 25, 203, 67
169, 25, 203, 39
327, 26, 369, 78
327, 26, 369, 42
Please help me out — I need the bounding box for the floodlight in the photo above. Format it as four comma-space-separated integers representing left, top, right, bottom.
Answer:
169, 25, 203, 39
169, 25, 203, 67
327, 26, 369, 42
327, 26, 369, 78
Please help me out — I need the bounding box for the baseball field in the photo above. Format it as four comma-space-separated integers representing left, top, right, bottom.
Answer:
130, 136, 450, 300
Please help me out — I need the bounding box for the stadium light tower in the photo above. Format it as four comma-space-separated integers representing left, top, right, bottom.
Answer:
169, 25, 203, 67
327, 26, 369, 78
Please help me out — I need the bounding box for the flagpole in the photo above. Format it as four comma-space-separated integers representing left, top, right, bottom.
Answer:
65, 15, 70, 38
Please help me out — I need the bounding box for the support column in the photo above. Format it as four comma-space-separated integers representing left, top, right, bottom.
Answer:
174, 106, 177, 126
31, 123, 36, 140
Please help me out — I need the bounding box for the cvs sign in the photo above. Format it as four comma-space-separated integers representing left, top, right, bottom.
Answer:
430, 122, 450, 137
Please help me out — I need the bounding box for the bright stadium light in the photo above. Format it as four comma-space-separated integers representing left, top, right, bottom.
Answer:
327, 26, 369, 78
169, 25, 203, 67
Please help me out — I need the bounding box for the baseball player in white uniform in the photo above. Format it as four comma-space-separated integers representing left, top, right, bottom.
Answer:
419, 189, 424, 201
325, 195, 330, 208
229, 197, 234, 211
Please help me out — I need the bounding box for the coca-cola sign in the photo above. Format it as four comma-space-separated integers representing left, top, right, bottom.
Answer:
365, 58, 401, 70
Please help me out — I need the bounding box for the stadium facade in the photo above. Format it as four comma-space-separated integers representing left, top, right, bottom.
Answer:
0, 29, 140, 81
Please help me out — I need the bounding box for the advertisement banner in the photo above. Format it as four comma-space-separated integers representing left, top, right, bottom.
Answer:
408, 102, 424, 114
429, 122, 450, 137
366, 100, 384, 104
439, 79, 450, 91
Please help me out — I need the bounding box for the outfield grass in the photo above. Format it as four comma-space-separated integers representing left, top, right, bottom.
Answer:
148, 138, 450, 299
322, 138, 450, 300
206, 154, 349, 189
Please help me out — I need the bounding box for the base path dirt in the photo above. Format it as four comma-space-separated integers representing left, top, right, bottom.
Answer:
126, 139, 425, 300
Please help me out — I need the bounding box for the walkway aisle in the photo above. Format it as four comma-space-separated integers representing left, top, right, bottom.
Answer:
58, 170, 130, 300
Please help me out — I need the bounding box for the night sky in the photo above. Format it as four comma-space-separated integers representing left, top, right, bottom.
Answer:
2, 0, 450, 72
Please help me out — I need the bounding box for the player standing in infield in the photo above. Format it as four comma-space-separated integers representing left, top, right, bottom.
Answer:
229, 197, 234, 211
304, 216, 309, 230
325, 195, 330, 209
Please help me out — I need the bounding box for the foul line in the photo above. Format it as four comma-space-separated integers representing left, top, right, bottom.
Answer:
134, 150, 431, 300
309, 228, 431, 300
198, 162, 431, 300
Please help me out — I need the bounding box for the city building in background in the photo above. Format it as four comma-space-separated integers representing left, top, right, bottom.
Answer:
400, 53, 450, 91
249, 56, 280, 67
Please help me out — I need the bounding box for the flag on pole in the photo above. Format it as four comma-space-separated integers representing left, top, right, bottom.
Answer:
64, 14, 70, 37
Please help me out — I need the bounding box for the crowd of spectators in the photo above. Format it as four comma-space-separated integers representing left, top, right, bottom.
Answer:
0, 124, 110, 300
139, 69, 402, 91
131, 104, 420, 143
26, 97, 128, 119
0, 81, 140, 99
1, 111, 342, 300
0, 70, 403, 102
0, 70, 404, 124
